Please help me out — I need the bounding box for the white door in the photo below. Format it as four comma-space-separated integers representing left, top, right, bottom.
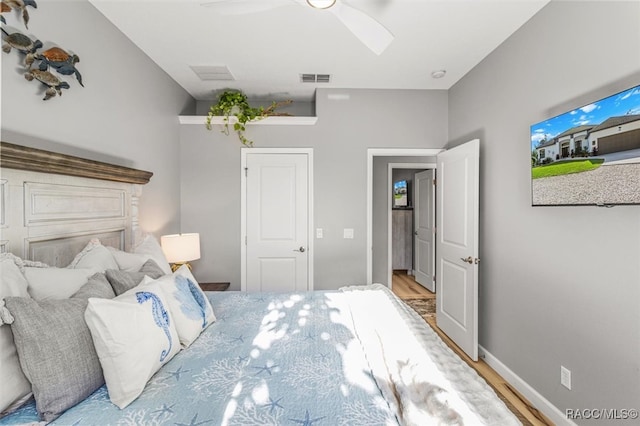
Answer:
436, 139, 480, 361
243, 150, 312, 292
413, 169, 436, 292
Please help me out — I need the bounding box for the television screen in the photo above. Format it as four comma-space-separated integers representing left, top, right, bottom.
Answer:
531, 84, 640, 206
393, 180, 408, 207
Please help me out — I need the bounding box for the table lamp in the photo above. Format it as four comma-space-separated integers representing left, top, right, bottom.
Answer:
161, 233, 200, 272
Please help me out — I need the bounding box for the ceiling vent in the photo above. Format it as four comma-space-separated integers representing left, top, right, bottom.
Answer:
301, 73, 331, 83
190, 65, 235, 81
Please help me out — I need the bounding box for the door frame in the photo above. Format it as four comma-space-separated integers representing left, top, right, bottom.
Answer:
386, 162, 436, 289
366, 148, 443, 286
241, 148, 314, 292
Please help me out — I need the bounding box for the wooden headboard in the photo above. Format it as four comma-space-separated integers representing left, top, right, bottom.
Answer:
0, 142, 153, 267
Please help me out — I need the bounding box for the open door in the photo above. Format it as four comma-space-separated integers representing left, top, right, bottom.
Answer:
413, 169, 435, 292
436, 139, 480, 361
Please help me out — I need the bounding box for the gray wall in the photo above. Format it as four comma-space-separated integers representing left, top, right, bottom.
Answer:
1, 1, 195, 238
448, 1, 640, 422
181, 89, 448, 288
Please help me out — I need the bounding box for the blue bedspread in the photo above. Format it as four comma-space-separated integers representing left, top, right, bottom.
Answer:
3, 285, 522, 425
2, 290, 400, 425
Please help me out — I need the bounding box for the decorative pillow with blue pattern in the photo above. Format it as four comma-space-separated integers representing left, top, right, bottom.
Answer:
141, 265, 216, 347
84, 281, 180, 409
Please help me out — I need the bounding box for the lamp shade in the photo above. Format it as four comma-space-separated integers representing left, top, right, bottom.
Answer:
161, 233, 201, 263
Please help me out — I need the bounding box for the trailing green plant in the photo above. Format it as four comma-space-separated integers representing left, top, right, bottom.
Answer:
205, 90, 292, 146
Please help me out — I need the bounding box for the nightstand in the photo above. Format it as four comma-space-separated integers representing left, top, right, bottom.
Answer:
199, 282, 230, 291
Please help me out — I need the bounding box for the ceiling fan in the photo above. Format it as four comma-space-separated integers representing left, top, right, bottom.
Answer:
201, 0, 394, 55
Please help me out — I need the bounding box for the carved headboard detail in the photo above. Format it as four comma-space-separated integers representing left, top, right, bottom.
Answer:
0, 142, 153, 266
0, 142, 153, 184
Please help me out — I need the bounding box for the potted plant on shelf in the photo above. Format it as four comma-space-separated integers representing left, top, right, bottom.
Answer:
205, 90, 292, 146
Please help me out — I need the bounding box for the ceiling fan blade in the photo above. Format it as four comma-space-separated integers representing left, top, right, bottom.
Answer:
201, 0, 291, 15
329, 1, 393, 55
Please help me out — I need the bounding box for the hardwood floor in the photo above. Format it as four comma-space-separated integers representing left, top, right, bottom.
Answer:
391, 271, 553, 426
391, 270, 435, 299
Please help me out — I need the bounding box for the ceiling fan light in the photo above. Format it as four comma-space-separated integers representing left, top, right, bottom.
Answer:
307, 0, 336, 9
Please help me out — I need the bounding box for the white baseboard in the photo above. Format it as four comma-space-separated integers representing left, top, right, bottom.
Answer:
478, 345, 577, 426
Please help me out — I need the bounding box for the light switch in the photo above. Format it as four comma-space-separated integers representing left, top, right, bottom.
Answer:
343, 228, 354, 239
316, 228, 323, 239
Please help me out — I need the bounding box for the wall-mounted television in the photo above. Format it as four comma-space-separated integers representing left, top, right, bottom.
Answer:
393, 179, 410, 208
531, 84, 640, 206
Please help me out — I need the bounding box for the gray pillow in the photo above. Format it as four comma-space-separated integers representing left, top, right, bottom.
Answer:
139, 258, 165, 278
4, 273, 115, 422
105, 259, 165, 296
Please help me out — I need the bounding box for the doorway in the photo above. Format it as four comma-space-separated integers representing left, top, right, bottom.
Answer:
388, 164, 436, 292
367, 142, 480, 361
366, 148, 442, 287
241, 148, 314, 292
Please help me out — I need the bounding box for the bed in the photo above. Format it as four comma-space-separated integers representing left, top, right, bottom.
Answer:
0, 142, 520, 425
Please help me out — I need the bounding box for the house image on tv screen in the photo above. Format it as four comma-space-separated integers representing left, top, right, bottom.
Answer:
530, 84, 640, 206
534, 114, 640, 163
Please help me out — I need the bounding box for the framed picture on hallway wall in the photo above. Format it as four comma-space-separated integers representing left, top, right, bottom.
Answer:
393, 179, 409, 208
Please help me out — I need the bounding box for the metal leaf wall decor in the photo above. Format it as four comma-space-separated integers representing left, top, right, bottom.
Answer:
1, 0, 83, 100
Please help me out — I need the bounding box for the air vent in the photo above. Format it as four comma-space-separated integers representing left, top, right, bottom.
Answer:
190, 65, 235, 81
301, 74, 316, 83
300, 73, 332, 83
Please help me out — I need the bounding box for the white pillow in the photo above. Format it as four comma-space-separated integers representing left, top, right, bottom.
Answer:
84, 282, 181, 409
142, 266, 215, 347
24, 267, 100, 300
134, 235, 171, 275
0, 256, 32, 414
67, 239, 119, 272
106, 246, 151, 272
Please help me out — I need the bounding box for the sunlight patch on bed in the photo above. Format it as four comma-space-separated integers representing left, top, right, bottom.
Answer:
261, 309, 285, 325
253, 316, 289, 350
250, 380, 270, 405
232, 381, 243, 397
283, 294, 302, 308
221, 391, 239, 426
336, 339, 378, 394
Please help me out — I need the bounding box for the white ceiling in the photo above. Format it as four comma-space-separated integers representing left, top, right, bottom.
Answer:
90, 0, 550, 102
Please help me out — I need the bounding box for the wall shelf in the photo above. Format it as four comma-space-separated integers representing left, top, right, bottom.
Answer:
179, 116, 318, 126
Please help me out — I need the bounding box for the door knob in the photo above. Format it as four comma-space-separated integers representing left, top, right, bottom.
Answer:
461, 256, 473, 264
294, 246, 306, 252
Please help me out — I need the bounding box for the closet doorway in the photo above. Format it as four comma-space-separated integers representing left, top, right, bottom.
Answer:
241, 148, 314, 292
